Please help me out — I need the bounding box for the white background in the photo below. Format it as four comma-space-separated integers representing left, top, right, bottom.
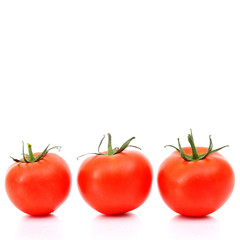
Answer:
0, 0, 240, 239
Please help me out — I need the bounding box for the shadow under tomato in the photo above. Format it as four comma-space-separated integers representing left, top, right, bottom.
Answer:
90, 212, 141, 240
16, 214, 63, 240
95, 212, 136, 219
168, 214, 220, 240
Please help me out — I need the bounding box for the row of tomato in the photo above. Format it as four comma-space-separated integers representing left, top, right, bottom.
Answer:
5, 131, 234, 217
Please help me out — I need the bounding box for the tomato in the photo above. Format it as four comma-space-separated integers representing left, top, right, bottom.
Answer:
157, 131, 235, 217
5, 143, 71, 216
77, 134, 153, 215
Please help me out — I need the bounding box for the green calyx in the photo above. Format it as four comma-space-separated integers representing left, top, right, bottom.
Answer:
11, 142, 61, 163
77, 133, 141, 159
165, 130, 229, 161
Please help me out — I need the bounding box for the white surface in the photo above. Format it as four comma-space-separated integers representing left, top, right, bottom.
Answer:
0, 0, 240, 239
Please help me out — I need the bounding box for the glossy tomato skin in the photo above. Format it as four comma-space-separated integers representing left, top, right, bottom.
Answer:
5, 153, 71, 216
158, 147, 235, 217
77, 150, 153, 215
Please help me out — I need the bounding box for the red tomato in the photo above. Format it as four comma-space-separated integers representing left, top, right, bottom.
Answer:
5, 144, 71, 216
158, 131, 235, 217
77, 134, 153, 215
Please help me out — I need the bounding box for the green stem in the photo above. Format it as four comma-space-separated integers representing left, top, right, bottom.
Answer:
187, 130, 199, 159
107, 133, 114, 155
22, 141, 29, 163
27, 144, 35, 162
165, 130, 229, 161
11, 143, 61, 163
77, 133, 140, 159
